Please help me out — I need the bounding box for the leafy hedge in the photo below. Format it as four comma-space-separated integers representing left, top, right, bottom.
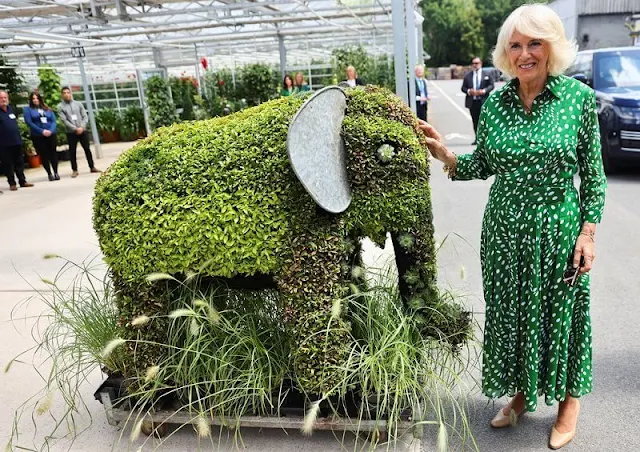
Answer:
94, 86, 469, 394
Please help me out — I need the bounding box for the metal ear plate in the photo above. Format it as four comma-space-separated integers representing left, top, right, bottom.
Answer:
287, 86, 351, 214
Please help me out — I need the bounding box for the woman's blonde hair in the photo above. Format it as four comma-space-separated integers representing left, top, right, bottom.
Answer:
492, 3, 577, 79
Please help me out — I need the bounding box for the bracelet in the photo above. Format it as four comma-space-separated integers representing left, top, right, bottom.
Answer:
580, 231, 595, 242
442, 153, 458, 179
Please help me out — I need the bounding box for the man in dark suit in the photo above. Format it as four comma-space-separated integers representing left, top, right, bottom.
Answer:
461, 57, 494, 145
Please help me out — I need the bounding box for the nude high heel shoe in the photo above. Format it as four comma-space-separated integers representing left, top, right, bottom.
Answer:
490, 406, 525, 428
549, 401, 580, 450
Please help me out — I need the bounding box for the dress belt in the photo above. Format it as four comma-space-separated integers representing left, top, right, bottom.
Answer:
492, 177, 574, 206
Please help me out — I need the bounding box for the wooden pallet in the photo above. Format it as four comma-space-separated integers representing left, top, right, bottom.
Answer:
98, 391, 423, 449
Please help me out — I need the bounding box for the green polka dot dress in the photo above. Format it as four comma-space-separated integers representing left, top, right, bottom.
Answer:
453, 75, 606, 412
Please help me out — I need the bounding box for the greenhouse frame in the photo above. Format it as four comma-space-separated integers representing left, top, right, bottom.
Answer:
0, 0, 423, 155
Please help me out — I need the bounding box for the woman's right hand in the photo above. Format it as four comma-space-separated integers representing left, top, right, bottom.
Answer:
43, 129, 51, 137
417, 120, 456, 166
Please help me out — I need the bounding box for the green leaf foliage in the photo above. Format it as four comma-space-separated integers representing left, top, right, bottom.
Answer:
144, 75, 178, 131
477, 0, 530, 60
421, 0, 486, 66
93, 86, 469, 394
37, 64, 62, 108
118, 105, 145, 140
237, 63, 279, 106
0, 55, 26, 111
95, 107, 120, 133
332, 46, 395, 91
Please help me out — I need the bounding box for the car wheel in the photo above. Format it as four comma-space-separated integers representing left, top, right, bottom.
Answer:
601, 134, 617, 174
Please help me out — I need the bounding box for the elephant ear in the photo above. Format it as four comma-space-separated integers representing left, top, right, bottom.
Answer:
287, 86, 351, 214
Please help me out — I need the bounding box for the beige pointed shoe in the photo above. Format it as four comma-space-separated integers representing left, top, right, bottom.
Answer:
490, 406, 525, 428
549, 401, 581, 450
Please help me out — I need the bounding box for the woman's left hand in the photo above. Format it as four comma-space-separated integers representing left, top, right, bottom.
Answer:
573, 232, 596, 275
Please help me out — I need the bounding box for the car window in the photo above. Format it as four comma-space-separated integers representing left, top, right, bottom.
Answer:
573, 53, 593, 80
594, 50, 640, 89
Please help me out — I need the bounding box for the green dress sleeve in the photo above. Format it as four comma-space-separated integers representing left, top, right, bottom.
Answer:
577, 91, 606, 223
453, 106, 494, 181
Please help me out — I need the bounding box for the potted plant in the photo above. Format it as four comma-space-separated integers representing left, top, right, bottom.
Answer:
95, 108, 121, 142
118, 105, 145, 141
18, 119, 40, 168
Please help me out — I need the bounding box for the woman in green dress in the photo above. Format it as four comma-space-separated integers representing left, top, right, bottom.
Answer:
419, 4, 606, 450
294, 72, 311, 93
280, 74, 295, 97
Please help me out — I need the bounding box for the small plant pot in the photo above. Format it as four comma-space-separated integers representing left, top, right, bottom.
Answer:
101, 130, 121, 143
27, 154, 41, 168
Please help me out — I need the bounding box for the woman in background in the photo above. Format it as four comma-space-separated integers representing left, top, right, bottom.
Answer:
24, 92, 59, 181
280, 75, 295, 97
294, 72, 311, 93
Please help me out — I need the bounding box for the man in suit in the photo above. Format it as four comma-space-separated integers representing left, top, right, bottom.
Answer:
461, 57, 494, 145
414, 64, 429, 121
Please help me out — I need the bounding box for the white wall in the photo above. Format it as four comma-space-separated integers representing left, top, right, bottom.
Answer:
548, 0, 579, 41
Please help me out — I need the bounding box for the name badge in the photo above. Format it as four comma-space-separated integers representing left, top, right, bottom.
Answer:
71, 114, 78, 121
8, 113, 16, 119
40, 117, 48, 123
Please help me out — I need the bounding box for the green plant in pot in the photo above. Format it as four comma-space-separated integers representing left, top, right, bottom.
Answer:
119, 105, 145, 141
95, 108, 121, 142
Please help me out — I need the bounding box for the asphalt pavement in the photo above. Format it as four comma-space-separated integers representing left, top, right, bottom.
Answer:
1, 80, 639, 451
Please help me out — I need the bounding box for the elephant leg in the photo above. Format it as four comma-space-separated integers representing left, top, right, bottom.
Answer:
276, 218, 352, 396
390, 228, 470, 347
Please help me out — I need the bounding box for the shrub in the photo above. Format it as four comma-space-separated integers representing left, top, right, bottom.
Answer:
237, 63, 278, 106
144, 75, 178, 131
93, 86, 469, 397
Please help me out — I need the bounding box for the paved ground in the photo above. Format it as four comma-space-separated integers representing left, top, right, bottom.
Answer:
1, 80, 639, 451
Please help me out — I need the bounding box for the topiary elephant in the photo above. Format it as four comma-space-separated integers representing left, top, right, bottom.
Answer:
93, 85, 469, 394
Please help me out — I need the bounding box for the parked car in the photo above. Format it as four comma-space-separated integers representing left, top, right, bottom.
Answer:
483, 66, 503, 83
566, 46, 640, 173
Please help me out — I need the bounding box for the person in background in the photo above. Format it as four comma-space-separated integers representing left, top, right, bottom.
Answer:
294, 72, 311, 93
461, 57, 495, 145
414, 64, 430, 121
344, 66, 364, 87
280, 75, 295, 97
58, 87, 100, 178
0, 90, 34, 191
421, 4, 605, 449
24, 92, 59, 181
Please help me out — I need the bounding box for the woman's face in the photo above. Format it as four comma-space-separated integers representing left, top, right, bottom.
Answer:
285, 77, 293, 88
295, 74, 303, 85
508, 30, 550, 85
32, 96, 40, 106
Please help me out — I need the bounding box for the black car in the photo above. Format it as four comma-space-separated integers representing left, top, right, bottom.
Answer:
567, 47, 640, 173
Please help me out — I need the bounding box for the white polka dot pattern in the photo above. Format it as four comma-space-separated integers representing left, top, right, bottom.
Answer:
453, 75, 606, 412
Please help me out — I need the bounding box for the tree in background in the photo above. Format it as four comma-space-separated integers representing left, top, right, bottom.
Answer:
37, 64, 68, 146
421, 0, 485, 67
331, 46, 395, 90
238, 63, 278, 107
170, 75, 197, 121
332, 46, 373, 82
0, 55, 26, 111
144, 75, 178, 130
37, 64, 62, 107
477, 0, 530, 59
